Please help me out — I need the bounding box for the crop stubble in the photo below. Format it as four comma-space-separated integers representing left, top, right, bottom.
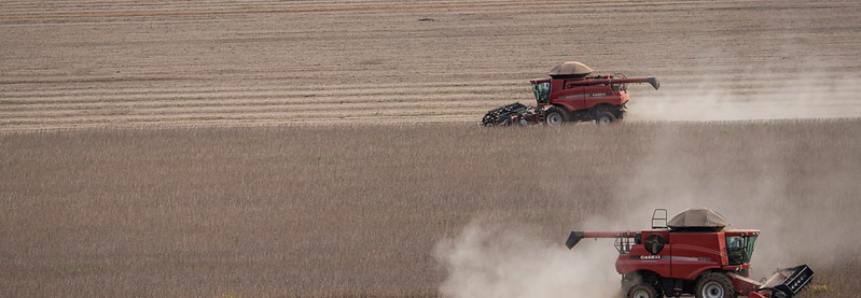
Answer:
2, 0, 861, 297
1, 0, 860, 129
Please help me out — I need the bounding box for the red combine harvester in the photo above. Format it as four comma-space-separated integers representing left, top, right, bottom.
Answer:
481, 61, 660, 126
566, 208, 813, 298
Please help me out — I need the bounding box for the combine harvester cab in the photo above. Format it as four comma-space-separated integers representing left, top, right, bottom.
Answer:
481, 61, 659, 126
565, 208, 813, 298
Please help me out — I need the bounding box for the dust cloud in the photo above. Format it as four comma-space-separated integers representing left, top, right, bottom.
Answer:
614, 119, 861, 280
434, 219, 621, 298
627, 66, 861, 122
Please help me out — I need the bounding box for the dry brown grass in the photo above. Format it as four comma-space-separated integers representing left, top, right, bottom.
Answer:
2, 119, 860, 297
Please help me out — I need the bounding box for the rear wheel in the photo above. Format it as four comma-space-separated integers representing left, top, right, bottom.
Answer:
596, 111, 616, 125
627, 283, 659, 298
545, 107, 568, 126
695, 272, 734, 298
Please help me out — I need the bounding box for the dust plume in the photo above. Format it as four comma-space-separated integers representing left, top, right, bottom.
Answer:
627, 62, 861, 122
614, 120, 861, 280
434, 219, 620, 298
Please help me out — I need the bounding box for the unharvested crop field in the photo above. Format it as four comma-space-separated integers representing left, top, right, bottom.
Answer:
3, 121, 861, 297
2, 0, 861, 298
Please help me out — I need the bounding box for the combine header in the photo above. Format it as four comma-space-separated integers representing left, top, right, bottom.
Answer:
482, 61, 659, 126
567, 208, 813, 298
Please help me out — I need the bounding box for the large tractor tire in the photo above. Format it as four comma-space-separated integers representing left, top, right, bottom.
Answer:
595, 111, 617, 126
627, 283, 661, 298
695, 272, 734, 298
545, 107, 568, 126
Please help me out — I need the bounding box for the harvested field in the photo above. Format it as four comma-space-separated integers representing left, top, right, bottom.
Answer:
1, 0, 860, 129
2, 0, 861, 298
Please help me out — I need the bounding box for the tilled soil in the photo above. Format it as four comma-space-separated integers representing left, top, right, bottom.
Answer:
2, 0, 860, 130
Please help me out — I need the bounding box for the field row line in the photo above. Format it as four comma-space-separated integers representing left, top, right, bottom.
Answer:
0, 94, 515, 118
0, 80, 526, 99
7, 87, 860, 127
5, 80, 858, 107
1, 99, 496, 118
0, 0, 689, 19
0, 104, 492, 129
0, 87, 526, 106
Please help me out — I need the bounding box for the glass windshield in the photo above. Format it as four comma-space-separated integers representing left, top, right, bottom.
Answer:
532, 82, 550, 104
726, 235, 757, 265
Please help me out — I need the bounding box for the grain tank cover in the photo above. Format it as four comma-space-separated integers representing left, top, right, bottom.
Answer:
548, 61, 594, 78
667, 208, 730, 231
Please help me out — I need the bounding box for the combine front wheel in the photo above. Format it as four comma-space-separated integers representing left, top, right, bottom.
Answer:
627, 283, 660, 298
695, 272, 734, 298
596, 111, 616, 126
545, 107, 567, 126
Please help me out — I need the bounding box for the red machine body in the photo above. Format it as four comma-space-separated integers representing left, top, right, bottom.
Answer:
528, 61, 659, 126
530, 75, 657, 112
578, 229, 758, 280
480, 62, 660, 127
566, 209, 813, 298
